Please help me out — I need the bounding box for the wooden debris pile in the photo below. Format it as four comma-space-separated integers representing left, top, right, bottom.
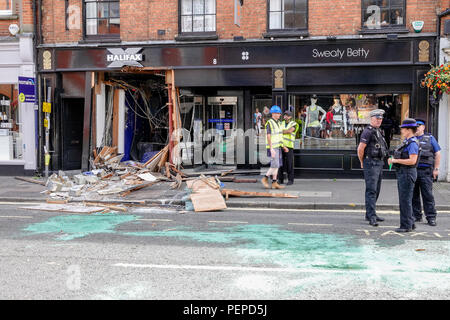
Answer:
43, 145, 181, 207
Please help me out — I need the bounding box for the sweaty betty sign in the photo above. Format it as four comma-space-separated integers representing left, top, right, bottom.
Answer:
312, 48, 370, 60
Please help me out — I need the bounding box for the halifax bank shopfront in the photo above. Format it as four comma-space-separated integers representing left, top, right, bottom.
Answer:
38, 35, 435, 177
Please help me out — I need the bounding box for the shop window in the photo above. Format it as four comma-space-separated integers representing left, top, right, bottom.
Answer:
180, 0, 216, 34
0, 88, 22, 161
0, 0, 13, 15
362, 0, 406, 30
84, 0, 120, 38
268, 0, 308, 31
285, 93, 409, 151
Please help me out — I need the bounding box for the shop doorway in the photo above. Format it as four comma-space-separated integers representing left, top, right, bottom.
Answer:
61, 98, 84, 170
205, 96, 238, 164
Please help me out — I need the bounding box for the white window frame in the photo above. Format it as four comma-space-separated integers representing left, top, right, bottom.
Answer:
0, 0, 14, 16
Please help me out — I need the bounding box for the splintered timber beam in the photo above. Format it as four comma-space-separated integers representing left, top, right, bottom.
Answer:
220, 189, 298, 200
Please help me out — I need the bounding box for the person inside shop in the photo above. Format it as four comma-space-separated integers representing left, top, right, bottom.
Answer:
412, 118, 441, 227
325, 105, 336, 139
261, 105, 285, 190
380, 101, 394, 149
262, 106, 271, 127
295, 108, 304, 140
357, 109, 389, 227
279, 110, 299, 186
254, 108, 262, 136
388, 119, 420, 233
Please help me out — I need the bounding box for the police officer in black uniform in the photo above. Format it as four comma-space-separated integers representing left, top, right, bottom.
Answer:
357, 109, 389, 227
388, 119, 420, 233
413, 118, 441, 226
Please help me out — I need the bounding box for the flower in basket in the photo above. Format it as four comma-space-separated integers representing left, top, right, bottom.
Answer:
421, 63, 450, 98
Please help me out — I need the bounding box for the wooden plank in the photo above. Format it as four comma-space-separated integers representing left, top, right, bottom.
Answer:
14, 176, 46, 186
46, 199, 69, 204
220, 189, 298, 198
112, 88, 120, 148
84, 202, 127, 212
119, 181, 158, 197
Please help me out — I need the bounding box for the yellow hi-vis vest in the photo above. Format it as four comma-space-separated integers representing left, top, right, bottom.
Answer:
265, 118, 282, 149
282, 120, 299, 149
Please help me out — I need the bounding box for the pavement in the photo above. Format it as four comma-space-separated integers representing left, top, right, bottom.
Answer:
1, 174, 450, 211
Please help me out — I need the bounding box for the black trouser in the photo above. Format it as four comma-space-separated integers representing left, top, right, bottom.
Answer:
279, 148, 294, 183
363, 158, 384, 220
413, 167, 437, 221
396, 167, 417, 230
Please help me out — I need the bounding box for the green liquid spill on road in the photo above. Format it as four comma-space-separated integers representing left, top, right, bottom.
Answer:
23, 213, 138, 241
125, 224, 368, 271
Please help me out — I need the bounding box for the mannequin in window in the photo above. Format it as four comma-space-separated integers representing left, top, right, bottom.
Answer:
392, 9, 403, 25
346, 99, 357, 138
330, 96, 348, 137
303, 95, 326, 138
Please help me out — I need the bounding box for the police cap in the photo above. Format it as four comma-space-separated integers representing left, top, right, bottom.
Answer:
400, 118, 418, 128
415, 118, 426, 126
369, 109, 385, 118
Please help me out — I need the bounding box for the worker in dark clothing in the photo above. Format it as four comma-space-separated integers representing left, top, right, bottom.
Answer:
388, 119, 420, 233
413, 118, 441, 226
357, 109, 389, 227
279, 110, 299, 186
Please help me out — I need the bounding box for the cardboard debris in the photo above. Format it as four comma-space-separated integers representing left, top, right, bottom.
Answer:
186, 176, 227, 212
190, 189, 227, 212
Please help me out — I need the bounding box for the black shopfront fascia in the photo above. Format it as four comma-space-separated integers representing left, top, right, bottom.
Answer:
38, 36, 434, 176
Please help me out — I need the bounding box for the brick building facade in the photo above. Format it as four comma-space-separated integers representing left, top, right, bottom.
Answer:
35, 1, 449, 177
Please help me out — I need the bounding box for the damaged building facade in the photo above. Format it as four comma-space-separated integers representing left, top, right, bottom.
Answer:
35, 0, 445, 177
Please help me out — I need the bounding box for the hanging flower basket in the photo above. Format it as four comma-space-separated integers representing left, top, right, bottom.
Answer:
421, 63, 450, 99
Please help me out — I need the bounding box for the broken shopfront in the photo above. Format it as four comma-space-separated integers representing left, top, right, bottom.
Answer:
37, 36, 435, 177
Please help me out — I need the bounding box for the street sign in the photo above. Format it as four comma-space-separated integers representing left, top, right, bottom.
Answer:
18, 77, 36, 103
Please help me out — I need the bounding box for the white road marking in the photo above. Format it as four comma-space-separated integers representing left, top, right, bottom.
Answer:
112, 263, 450, 276
208, 220, 248, 224
0, 215, 33, 219
137, 219, 173, 222
227, 208, 450, 214
288, 223, 333, 227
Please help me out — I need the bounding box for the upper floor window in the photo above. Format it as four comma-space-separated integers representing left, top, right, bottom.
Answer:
362, 0, 406, 30
180, 0, 216, 33
85, 0, 120, 38
268, 0, 308, 31
0, 0, 13, 15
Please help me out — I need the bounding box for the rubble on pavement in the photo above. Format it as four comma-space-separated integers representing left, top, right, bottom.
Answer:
17, 146, 298, 214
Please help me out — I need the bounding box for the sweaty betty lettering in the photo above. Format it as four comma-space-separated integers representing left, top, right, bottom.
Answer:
312, 48, 370, 60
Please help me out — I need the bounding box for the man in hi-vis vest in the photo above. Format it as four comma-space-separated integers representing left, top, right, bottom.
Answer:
261, 105, 285, 189
279, 110, 299, 186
